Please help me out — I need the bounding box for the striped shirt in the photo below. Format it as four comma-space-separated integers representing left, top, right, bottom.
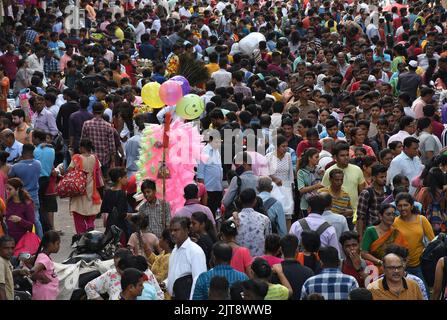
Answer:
301, 268, 359, 300
318, 187, 352, 216
192, 264, 248, 300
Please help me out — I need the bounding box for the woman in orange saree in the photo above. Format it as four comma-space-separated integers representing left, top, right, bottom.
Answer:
361, 203, 408, 274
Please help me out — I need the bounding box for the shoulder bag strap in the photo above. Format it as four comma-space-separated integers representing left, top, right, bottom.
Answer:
315, 222, 331, 237
298, 218, 311, 231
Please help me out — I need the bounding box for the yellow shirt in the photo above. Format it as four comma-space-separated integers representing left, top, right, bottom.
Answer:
115, 27, 124, 41
272, 91, 282, 101
318, 186, 352, 216
150, 251, 170, 284
322, 164, 366, 222
393, 215, 434, 267
367, 277, 423, 300
205, 63, 220, 76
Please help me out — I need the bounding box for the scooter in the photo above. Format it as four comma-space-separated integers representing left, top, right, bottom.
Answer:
13, 253, 33, 300
63, 225, 122, 264
63, 225, 123, 300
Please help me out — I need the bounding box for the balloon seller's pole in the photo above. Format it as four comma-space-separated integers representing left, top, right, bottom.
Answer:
161, 112, 171, 229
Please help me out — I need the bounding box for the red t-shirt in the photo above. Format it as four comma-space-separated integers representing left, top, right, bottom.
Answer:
260, 255, 284, 267
231, 246, 252, 274
432, 120, 444, 141
296, 140, 323, 158
302, 16, 311, 29
350, 81, 362, 92
393, 17, 402, 29
344, 65, 354, 83
341, 259, 374, 288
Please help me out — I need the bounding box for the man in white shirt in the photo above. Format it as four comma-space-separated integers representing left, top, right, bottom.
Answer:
336, 53, 350, 77
179, 3, 192, 18
366, 22, 379, 42
211, 59, 232, 88
201, 80, 216, 108
197, 17, 211, 36
27, 47, 46, 74
387, 116, 417, 146
167, 216, 207, 300
417, 43, 440, 71
387, 136, 424, 196
270, 101, 284, 130
417, 117, 442, 165
133, 16, 146, 44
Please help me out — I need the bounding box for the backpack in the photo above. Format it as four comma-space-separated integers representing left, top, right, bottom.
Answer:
224, 176, 242, 219
297, 218, 331, 253
421, 233, 447, 287
262, 197, 278, 234
298, 219, 331, 236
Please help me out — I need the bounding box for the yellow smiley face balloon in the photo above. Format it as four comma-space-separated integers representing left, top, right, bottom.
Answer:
175, 94, 204, 120
141, 82, 165, 109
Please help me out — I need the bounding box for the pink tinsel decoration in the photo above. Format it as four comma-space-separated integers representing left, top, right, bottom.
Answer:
136, 120, 203, 214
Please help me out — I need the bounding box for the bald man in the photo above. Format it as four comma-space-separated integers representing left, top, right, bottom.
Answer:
367, 253, 423, 300
1, 129, 23, 163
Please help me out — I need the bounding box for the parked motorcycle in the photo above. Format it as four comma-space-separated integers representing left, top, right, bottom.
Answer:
63, 225, 122, 300
63, 225, 122, 265
13, 252, 33, 300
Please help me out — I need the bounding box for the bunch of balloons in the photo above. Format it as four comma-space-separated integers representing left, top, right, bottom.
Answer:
140, 76, 205, 120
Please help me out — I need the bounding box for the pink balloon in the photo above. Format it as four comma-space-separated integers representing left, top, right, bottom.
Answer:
159, 80, 183, 106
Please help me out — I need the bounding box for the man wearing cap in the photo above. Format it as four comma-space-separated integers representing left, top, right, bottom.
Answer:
397, 61, 422, 103
287, 85, 317, 119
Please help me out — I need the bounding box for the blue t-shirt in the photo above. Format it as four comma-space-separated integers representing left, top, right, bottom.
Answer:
139, 43, 157, 60
33, 145, 55, 177
9, 159, 42, 204
88, 95, 98, 113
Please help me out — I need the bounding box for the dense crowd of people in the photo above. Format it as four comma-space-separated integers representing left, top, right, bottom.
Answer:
1, 0, 447, 301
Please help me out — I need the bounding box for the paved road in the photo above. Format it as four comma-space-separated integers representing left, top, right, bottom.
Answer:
52, 197, 105, 263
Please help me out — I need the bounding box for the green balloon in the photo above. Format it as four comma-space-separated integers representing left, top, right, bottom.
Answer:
175, 94, 204, 120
